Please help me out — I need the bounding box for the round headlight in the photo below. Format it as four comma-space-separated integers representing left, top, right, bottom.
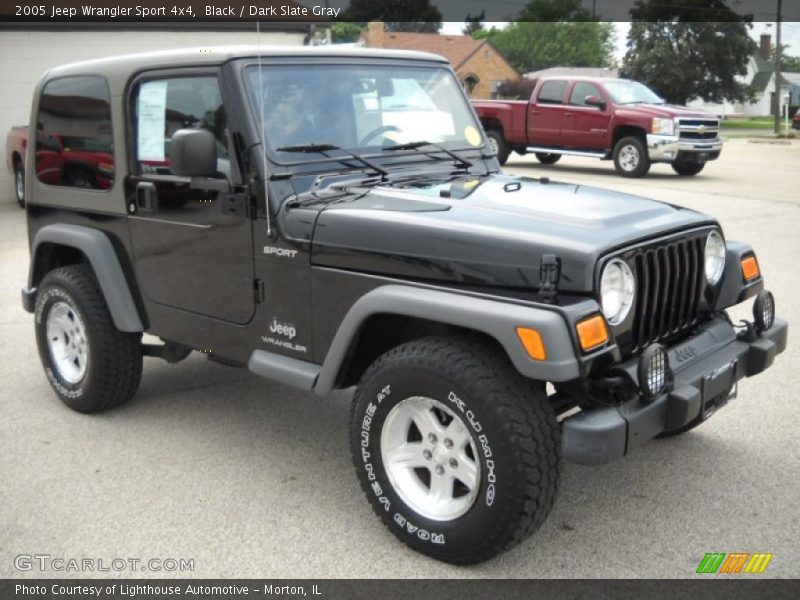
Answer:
600, 259, 635, 325
705, 231, 726, 285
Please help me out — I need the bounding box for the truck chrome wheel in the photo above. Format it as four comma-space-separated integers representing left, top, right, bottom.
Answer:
15, 167, 25, 204
381, 396, 480, 521
46, 301, 89, 384
618, 144, 640, 171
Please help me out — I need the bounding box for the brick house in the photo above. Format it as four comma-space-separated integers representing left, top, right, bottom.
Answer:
360, 21, 519, 99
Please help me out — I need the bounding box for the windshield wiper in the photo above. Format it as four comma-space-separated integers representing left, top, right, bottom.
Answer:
276, 143, 388, 179
383, 140, 473, 169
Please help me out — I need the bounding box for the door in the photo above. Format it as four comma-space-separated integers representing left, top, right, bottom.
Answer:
527, 80, 568, 147
562, 81, 612, 150
126, 70, 256, 324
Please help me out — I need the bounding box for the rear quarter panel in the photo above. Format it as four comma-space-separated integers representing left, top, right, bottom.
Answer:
6, 126, 27, 172
472, 99, 529, 144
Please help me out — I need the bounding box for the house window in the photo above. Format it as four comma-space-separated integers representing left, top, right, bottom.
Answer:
463, 75, 480, 95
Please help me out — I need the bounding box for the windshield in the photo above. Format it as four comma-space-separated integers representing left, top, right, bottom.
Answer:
245, 64, 484, 159
604, 80, 664, 105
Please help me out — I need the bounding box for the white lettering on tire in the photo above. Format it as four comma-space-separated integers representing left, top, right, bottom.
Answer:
449, 391, 496, 506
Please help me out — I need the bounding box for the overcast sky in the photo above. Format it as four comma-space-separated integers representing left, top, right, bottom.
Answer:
439, 21, 800, 62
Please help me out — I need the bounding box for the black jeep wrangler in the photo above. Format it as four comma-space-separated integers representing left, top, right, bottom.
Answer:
21, 47, 787, 564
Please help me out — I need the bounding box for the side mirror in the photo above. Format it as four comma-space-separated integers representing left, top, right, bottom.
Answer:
585, 95, 606, 109
169, 129, 217, 177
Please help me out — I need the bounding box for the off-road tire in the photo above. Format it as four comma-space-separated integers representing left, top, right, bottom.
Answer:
613, 135, 651, 178
350, 334, 560, 564
535, 152, 561, 165
486, 129, 510, 165
14, 161, 25, 208
671, 161, 705, 176
34, 264, 142, 413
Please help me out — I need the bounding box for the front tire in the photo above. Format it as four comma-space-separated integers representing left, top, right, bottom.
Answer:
350, 335, 560, 564
35, 265, 142, 413
485, 129, 510, 165
671, 161, 705, 176
535, 152, 561, 165
14, 161, 25, 208
613, 136, 650, 178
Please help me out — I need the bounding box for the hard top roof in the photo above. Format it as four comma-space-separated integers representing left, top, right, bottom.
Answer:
44, 45, 449, 81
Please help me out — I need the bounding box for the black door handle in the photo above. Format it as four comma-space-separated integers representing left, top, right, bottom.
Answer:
136, 181, 157, 214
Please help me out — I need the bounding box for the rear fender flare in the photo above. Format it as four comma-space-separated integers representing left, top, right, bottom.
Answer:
28, 224, 143, 332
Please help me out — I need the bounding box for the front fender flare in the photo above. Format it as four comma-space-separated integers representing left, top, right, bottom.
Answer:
313, 284, 581, 395
27, 224, 144, 332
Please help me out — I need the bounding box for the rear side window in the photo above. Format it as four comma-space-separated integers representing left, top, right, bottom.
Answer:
35, 76, 114, 190
132, 75, 230, 178
537, 81, 566, 105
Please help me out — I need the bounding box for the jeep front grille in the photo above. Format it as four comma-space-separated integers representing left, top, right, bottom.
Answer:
630, 233, 706, 351
677, 118, 720, 142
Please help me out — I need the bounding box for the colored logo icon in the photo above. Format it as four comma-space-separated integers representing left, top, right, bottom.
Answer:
697, 552, 773, 574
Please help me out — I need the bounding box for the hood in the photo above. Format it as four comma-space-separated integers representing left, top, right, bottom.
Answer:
616, 103, 719, 119
305, 173, 716, 292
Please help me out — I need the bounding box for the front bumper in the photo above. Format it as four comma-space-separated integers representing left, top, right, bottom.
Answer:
646, 133, 723, 163
562, 315, 788, 465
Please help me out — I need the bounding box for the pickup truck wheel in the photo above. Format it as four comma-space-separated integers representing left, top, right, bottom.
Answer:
535, 152, 561, 165
34, 265, 142, 413
350, 335, 560, 564
66, 169, 97, 189
485, 130, 510, 165
613, 136, 650, 178
671, 161, 705, 176
14, 162, 25, 208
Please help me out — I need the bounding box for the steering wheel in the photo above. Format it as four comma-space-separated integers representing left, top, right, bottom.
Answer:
359, 125, 401, 146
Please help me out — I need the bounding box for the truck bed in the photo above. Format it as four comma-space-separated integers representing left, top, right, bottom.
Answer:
471, 100, 528, 145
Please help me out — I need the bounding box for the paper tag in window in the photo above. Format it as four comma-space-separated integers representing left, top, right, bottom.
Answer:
137, 81, 168, 161
464, 125, 481, 147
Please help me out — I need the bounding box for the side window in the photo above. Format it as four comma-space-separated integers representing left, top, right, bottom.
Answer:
35, 76, 114, 190
537, 81, 567, 105
569, 82, 602, 106
134, 75, 230, 178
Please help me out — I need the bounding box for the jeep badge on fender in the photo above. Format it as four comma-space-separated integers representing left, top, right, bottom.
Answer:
20, 46, 787, 565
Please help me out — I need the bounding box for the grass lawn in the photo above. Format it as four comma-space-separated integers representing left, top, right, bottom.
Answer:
720, 116, 778, 129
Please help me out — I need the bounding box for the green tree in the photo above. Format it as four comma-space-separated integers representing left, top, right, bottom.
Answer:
622, 1, 757, 105
771, 45, 800, 73
477, 22, 615, 73
517, 0, 591, 21
339, 0, 441, 33
463, 11, 485, 36
331, 22, 365, 44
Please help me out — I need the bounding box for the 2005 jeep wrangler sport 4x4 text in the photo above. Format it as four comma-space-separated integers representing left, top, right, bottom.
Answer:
21, 47, 787, 564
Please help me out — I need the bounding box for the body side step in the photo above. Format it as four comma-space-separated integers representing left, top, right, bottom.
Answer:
525, 146, 607, 159
248, 350, 321, 391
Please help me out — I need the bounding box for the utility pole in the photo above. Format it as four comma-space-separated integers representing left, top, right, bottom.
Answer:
774, 0, 782, 133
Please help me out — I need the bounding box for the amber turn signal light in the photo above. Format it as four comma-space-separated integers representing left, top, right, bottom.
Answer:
516, 327, 547, 361
741, 255, 760, 281
576, 315, 609, 351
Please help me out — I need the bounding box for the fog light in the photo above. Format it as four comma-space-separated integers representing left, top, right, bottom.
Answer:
638, 344, 671, 400
753, 290, 775, 332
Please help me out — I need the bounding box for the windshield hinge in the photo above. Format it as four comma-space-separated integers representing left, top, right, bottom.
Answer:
539, 254, 561, 304
253, 278, 265, 304
220, 187, 252, 218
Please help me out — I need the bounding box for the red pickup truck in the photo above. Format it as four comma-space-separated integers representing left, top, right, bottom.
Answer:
473, 77, 723, 177
6, 125, 27, 207
6, 125, 114, 208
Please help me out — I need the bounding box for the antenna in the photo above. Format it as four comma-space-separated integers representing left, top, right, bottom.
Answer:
256, 20, 272, 237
